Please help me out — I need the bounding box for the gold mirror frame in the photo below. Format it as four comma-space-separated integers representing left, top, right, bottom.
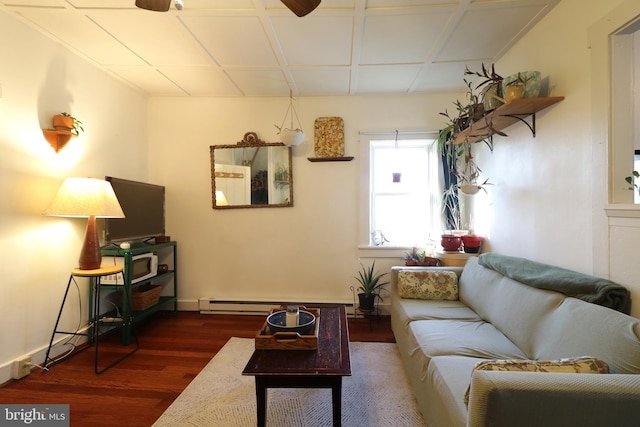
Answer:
210, 132, 294, 209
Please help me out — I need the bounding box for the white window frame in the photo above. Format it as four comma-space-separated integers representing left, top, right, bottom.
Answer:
358, 131, 440, 258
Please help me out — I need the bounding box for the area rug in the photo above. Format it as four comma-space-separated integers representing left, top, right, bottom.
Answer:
153, 337, 426, 427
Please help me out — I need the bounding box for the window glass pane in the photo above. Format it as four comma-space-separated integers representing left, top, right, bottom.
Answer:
373, 194, 431, 246
369, 138, 438, 247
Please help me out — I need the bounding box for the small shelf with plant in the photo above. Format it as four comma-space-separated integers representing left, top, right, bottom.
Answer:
42, 112, 84, 153
446, 64, 563, 145
450, 97, 564, 145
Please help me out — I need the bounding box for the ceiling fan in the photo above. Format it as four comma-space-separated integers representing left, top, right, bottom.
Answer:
280, 0, 321, 17
135, 0, 321, 16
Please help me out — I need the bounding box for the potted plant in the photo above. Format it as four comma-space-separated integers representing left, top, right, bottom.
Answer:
354, 261, 389, 311
453, 143, 492, 195
403, 247, 440, 266
53, 112, 84, 136
275, 125, 304, 146
464, 63, 504, 112
462, 234, 483, 253
625, 171, 639, 195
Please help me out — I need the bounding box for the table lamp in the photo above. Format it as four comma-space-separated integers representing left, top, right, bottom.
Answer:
215, 190, 229, 206
44, 177, 125, 270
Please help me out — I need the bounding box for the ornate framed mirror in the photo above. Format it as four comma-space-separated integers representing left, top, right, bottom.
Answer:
210, 132, 293, 209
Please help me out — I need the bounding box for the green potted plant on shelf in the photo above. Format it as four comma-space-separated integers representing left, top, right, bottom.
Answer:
354, 261, 389, 311
403, 247, 440, 266
53, 112, 84, 136
464, 63, 504, 112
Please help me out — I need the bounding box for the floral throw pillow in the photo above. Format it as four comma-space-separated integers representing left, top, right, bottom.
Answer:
397, 270, 459, 300
464, 356, 610, 405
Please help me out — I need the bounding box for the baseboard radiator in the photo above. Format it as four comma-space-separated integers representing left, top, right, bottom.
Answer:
199, 298, 356, 316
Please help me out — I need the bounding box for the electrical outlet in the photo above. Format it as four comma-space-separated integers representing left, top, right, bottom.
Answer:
11, 356, 32, 380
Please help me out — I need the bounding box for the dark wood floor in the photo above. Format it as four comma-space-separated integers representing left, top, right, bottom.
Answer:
0, 310, 395, 427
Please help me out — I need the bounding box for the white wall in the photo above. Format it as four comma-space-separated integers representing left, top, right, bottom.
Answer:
147, 0, 640, 319
147, 93, 457, 309
0, 9, 147, 382
472, 0, 640, 317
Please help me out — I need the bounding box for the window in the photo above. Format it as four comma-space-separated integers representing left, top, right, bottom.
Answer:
359, 133, 441, 248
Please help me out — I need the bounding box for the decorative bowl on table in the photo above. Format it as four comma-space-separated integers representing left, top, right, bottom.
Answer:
267, 310, 316, 335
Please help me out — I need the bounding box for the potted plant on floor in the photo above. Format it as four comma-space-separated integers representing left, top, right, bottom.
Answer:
355, 261, 389, 311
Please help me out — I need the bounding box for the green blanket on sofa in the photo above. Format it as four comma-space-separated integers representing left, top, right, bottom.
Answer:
478, 253, 631, 314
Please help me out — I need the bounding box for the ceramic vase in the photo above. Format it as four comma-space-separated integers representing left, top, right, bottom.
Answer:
441, 234, 463, 252
462, 235, 483, 253
280, 128, 304, 146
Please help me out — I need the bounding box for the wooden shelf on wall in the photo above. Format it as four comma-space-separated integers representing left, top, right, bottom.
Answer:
42, 129, 76, 153
307, 156, 354, 162
451, 96, 564, 144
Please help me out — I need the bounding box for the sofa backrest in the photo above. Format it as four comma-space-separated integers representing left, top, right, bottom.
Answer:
459, 257, 566, 358
532, 297, 640, 373
459, 257, 640, 373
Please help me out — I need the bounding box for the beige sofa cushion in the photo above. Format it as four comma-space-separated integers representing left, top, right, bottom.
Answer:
424, 356, 482, 427
391, 295, 482, 325
397, 270, 459, 300
409, 319, 527, 361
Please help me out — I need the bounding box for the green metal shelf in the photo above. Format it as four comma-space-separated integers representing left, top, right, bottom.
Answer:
92, 241, 178, 346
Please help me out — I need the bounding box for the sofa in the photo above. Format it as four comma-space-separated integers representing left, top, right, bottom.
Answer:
390, 253, 640, 427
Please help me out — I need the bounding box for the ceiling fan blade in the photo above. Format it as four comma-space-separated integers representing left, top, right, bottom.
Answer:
280, 0, 321, 17
135, 0, 172, 12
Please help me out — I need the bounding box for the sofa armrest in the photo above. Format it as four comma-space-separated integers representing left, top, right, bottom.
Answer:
467, 371, 640, 427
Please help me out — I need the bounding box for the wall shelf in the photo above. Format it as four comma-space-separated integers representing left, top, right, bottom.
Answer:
42, 129, 76, 152
451, 96, 564, 144
307, 156, 354, 162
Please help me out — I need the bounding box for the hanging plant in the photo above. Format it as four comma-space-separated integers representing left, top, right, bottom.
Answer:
275, 91, 304, 146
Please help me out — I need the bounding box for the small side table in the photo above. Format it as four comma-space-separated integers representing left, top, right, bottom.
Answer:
44, 265, 139, 374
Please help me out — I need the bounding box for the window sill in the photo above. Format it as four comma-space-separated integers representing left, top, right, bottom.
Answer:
357, 246, 415, 258
604, 204, 640, 218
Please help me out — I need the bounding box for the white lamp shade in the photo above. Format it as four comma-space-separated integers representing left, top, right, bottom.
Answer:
44, 177, 125, 218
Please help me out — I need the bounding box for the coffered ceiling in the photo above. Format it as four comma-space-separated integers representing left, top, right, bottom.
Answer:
1, 0, 560, 97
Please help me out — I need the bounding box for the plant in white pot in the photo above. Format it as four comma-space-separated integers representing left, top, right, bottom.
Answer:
276, 126, 304, 146
452, 142, 491, 195
276, 91, 304, 146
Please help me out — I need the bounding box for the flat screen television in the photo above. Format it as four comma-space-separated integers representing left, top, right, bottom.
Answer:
104, 176, 165, 244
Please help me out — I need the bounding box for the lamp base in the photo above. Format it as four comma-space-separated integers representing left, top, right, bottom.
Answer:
78, 215, 102, 270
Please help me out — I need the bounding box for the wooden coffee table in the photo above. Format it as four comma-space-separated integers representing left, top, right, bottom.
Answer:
242, 305, 351, 427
